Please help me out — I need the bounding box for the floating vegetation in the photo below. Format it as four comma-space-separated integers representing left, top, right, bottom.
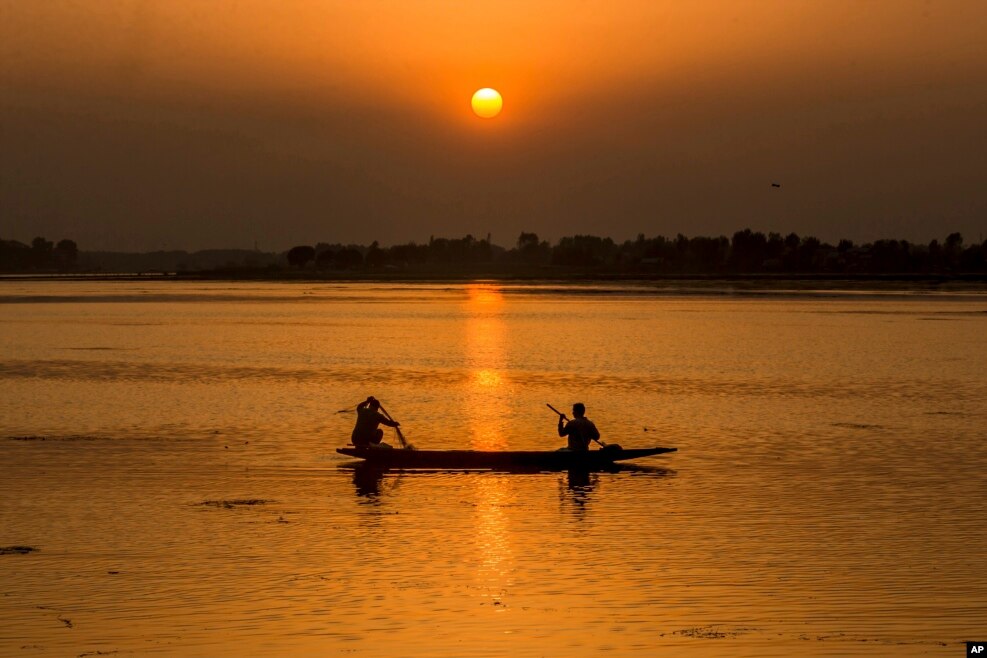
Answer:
831, 422, 886, 430
662, 626, 758, 640
802, 632, 948, 646
63, 346, 128, 351
0, 546, 38, 555
197, 499, 273, 509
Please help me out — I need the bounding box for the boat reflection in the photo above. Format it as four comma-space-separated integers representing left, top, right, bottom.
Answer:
340, 462, 675, 496
345, 463, 402, 502
339, 461, 676, 479
560, 464, 675, 519
350, 463, 383, 497
561, 469, 598, 520
566, 468, 597, 492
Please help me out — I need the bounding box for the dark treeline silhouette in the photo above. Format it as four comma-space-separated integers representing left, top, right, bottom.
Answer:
81, 249, 281, 273
1, 238, 281, 273
3, 230, 986, 275
0, 237, 78, 271
304, 235, 501, 272
288, 230, 987, 275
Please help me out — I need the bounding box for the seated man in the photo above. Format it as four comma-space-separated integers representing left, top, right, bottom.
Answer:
351, 396, 400, 448
557, 402, 600, 451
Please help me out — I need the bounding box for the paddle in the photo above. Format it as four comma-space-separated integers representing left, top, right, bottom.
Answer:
377, 403, 414, 450
547, 403, 615, 450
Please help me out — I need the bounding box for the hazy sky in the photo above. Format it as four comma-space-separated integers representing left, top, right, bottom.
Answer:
2, 0, 986, 251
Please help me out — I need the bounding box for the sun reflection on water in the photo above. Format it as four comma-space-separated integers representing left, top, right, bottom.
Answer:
472, 368, 503, 388
464, 284, 508, 451
473, 476, 515, 596
466, 284, 506, 308
463, 285, 516, 602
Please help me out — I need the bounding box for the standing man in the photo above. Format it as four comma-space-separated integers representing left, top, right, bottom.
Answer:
557, 403, 600, 451
351, 396, 400, 448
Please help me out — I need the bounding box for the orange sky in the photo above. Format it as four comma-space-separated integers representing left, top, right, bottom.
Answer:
2, 0, 986, 250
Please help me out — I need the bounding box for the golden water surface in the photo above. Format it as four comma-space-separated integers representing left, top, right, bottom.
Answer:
1, 281, 985, 656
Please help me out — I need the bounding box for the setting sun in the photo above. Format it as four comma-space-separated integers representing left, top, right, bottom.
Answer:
471, 88, 503, 118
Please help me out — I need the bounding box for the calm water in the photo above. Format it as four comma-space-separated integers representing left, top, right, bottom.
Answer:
1, 281, 985, 657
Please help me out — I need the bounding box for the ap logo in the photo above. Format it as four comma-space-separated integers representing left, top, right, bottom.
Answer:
969, 643, 986, 656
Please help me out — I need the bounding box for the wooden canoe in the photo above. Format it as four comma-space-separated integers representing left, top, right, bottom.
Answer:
336, 445, 676, 470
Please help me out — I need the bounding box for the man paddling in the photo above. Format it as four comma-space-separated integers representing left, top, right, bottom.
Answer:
351, 396, 400, 448
557, 403, 600, 451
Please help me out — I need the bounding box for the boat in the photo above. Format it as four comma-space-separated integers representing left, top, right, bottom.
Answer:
336, 445, 676, 470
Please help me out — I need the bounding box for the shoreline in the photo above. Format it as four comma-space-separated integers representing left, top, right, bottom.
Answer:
2, 270, 987, 293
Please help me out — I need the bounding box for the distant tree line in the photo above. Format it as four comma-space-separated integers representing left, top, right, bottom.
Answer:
0, 237, 78, 271
3, 230, 986, 275
289, 235, 500, 271
283, 230, 987, 275
0, 237, 282, 273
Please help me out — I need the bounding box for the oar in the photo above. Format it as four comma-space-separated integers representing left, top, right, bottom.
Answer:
377, 403, 413, 450
335, 402, 363, 414
547, 403, 614, 450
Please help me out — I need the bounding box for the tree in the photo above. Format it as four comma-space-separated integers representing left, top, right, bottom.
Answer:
927, 239, 942, 271
552, 235, 616, 267
55, 239, 78, 267
286, 245, 315, 268
942, 232, 963, 270
517, 232, 539, 251
333, 248, 363, 270
689, 236, 729, 272
960, 242, 986, 272
730, 229, 768, 272
766, 232, 786, 259
0, 239, 30, 271
870, 239, 905, 272
31, 237, 54, 268
365, 240, 387, 268
388, 242, 428, 266
315, 249, 335, 269
515, 232, 550, 265
797, 236, 821, 272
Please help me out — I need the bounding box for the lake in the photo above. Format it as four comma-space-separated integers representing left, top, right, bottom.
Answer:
1, 280, 985, 656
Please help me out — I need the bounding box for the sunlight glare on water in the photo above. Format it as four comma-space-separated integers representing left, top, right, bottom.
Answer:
1, 280, 986, 656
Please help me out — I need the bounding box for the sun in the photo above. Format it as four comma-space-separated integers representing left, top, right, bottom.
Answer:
471, 88, 503, 118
